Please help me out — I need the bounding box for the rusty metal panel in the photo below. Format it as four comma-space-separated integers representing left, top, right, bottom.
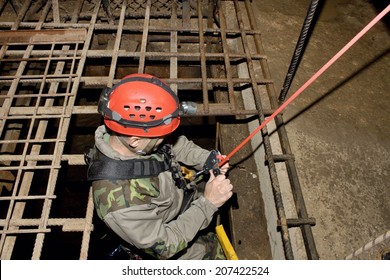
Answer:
0, 0, 94, 260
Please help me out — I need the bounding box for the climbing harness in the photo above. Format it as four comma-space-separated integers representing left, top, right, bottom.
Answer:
85, 147, 170, 181
85, 144, 185, 182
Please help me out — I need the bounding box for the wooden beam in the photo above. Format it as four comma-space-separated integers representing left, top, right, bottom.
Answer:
0, 29, 87, 44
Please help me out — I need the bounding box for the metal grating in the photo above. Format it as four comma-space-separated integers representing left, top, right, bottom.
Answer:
0, 0, 318, 259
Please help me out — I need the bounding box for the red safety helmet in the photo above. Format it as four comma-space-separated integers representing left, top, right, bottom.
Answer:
98, 74, 180, 137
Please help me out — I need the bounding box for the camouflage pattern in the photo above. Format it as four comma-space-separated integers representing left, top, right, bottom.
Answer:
144, 239, 187, 259
199, 232, 226, 260
93, 177, 160, 220
143, 233, 225, 260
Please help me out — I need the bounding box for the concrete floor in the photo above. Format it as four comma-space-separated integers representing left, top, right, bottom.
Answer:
252, 0, 390, 259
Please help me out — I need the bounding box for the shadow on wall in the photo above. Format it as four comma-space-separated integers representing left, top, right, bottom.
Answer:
371, 0, 390, 30
316, 0, 389, 31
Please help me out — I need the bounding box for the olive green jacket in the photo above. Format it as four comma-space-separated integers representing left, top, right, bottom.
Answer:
92, 125, 217, 259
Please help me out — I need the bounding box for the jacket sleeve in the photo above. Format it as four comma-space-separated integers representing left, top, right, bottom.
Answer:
103, 194, 218, 259
172, 136, 211, 170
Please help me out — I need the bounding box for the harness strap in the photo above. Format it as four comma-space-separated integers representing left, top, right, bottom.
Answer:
86, 148, 170, 181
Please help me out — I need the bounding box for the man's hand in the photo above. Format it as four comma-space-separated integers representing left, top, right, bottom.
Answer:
218, 155, 229, 175
204, 170, 233, 208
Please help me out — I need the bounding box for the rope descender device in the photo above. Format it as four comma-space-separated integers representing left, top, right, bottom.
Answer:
185, 150, 222, 182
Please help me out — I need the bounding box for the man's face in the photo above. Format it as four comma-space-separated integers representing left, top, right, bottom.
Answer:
137, 137, 164, 152
152, 138, 164, 151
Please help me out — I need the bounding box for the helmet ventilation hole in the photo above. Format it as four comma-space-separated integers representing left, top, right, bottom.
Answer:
156, 107, 162, 112
140, 98, 146, 103
140, 114, 146, 119
145, 106, 152, 111
129, 114, 135, 118
135, 106, 141, 111
124, 105, 130, 111
150, 115, 156, 120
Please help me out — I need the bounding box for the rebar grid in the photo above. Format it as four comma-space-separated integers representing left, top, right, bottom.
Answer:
0, 0, 96, 259
0, 0, 317, 259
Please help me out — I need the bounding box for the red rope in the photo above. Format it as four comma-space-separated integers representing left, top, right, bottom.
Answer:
219, 4, 390, 167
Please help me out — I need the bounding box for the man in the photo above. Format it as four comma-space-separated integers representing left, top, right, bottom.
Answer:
87, 73, 233, 259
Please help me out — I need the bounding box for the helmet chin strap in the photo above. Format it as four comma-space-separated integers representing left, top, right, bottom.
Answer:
118, 136, 160, 156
